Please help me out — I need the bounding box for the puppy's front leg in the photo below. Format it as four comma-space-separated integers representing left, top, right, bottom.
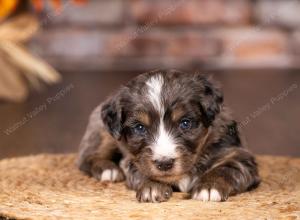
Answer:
77, 105, 124, 182
136, 180, 173, 203
121, 158, 173, 203
191, 148, 260, 202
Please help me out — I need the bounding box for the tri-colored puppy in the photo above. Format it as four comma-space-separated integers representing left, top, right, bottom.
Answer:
77, 69, 260, 203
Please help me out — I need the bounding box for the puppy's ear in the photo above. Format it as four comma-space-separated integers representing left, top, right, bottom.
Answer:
101, 96, 123, 140
195, 74, 224, 127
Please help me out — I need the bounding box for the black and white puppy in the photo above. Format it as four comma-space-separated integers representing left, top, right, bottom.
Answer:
77, 69, 260, 203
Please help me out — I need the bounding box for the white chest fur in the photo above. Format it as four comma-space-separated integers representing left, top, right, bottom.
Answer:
177, 176, 198, 193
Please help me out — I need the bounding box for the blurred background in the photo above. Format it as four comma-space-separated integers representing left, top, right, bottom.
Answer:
0, 0, 299, 159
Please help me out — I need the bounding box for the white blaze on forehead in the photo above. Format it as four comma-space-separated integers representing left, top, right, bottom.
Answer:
152, 122, 177, 159
146, 74, 177, 159
146, 74, 164, 113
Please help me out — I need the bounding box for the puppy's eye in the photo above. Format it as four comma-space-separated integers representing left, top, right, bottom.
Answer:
179, 119, 192, 130
133, 124, 146, 135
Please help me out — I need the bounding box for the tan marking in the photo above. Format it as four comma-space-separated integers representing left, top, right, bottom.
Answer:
171, 108, 185, 122
154, 174, 185, 183
136, 112, 151, 126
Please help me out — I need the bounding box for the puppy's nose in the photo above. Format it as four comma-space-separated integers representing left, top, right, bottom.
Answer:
154, 159, 175, 171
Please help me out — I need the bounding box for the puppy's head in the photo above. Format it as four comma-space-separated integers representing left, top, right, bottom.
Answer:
101, 70, 223, 183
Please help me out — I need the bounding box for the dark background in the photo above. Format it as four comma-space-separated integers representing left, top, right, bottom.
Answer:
0, 0, 300, 159
1, 69, 299, 159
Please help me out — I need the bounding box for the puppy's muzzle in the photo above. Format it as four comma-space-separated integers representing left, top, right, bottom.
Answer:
153, 158, 175, 171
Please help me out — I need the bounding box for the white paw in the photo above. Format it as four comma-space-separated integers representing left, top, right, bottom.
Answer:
192, 188, 222, 202
137, 183, 172, 203
140, 187, 159, 202
100, 169, 120, 182
140, 188, 150, 201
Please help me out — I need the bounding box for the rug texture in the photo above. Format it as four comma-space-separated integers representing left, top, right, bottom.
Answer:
0, 154, 299, 220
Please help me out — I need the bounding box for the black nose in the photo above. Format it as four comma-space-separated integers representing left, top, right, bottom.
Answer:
154, 159, 175, 171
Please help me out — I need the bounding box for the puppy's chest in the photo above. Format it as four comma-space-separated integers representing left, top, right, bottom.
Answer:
176, 175, 198, 193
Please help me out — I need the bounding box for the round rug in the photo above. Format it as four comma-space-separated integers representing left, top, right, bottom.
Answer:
0, 154, 299, 219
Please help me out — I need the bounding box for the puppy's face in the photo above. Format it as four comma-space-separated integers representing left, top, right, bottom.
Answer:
101, 70, 223, 183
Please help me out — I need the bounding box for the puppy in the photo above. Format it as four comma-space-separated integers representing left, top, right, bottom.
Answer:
77, 69, 260, 203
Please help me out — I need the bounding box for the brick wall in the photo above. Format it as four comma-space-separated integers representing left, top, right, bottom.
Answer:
29, 0, 300, 71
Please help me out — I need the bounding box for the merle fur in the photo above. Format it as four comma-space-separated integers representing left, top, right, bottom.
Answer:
77, 69, 260, 203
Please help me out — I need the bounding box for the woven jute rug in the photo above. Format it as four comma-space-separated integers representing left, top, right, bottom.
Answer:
0, 154, 299, 220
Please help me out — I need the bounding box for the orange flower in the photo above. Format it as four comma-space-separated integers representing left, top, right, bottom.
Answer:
72, 0, 88, 5
0, 0, 18, 21
0, 0, 88, 21
31, 0, 44, 11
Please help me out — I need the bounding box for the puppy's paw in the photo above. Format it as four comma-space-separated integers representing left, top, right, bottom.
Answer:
192, 188, 223, 202
191, 176, 232, 202
91, 160, 125, 182
136, 181, 173, 203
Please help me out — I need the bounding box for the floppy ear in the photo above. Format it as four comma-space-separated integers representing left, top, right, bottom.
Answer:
101, 96, 123, 140
195, 74, 224, 127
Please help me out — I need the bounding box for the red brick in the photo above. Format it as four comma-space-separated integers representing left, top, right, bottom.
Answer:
164, 32, 221, 57
30, 27, 294, 71
29, 28, 222, 71
291, 31, 300, 56
255, 0, 300, 28
291, 31, 300, 68
215, 28, 291, 68
128, 0, 252, 25
107, 30, 166, 57
29, 29, 110, 58
43, 0, 125, 26
109, 29, 221, 58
